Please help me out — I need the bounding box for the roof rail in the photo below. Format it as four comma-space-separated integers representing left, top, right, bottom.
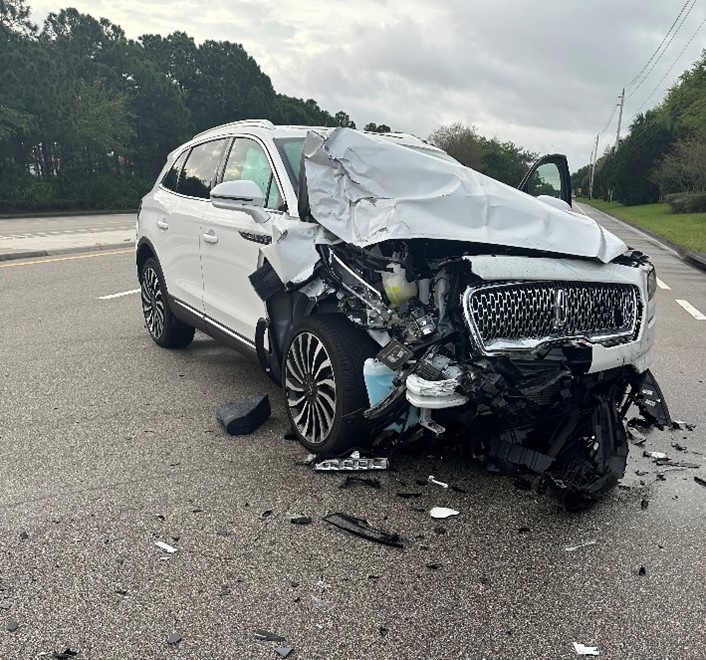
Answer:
192, 119, 275, 140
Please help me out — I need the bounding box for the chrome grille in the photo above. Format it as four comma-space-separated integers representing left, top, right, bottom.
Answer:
463, 281, 640, 353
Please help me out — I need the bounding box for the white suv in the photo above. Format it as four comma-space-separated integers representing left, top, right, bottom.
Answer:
137, 120, 670, 507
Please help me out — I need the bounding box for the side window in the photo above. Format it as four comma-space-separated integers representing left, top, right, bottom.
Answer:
178, 139, 228, 199
222, 138, 283, 210
161, 150, 188, 192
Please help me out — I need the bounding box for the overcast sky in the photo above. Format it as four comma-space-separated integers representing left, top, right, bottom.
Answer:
29, 0, 706, 171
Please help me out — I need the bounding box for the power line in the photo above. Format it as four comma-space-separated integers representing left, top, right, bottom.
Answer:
626, 0, 697, 100
630, 16, 706, 117
598, 99, 619, 138
625, 0, 692, 90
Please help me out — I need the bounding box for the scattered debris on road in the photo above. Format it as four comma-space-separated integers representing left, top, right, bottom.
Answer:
6, 620, 18, 632
155, 541, 177, 554
255, 630, 287, 643
564, 540, 596, 552
166, 633, 182, 645
275, 647, 294, 658
315, 451, 389, 471
289, 515, 312, 525
323, 513, 403, 547
429, 507, 460, 519
635, 565, 647, 576
0, 600, 10, 610
216, 394, 271, 435
644, 451, 668, 460
694, 476, 706, 488
672, 420, 695, 431
427, 476, 448, 489
19, 531, 29, 541
52, 650, 78, 659
573, 642, 599, 655
641, 498, 649, 510
671, 441, 688, 451
396, 491, 423, 499
339, 475, 381, 489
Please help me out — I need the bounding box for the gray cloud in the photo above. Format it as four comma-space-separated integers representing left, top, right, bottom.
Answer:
29, 0, 706, 169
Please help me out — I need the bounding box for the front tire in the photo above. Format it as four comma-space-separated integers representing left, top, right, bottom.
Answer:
140, 257, 195, 348
283, 315, 378, 456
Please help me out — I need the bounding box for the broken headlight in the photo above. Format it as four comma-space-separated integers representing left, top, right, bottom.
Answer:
647, 267, 657, 301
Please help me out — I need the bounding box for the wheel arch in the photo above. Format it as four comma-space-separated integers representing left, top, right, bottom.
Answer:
136, 237, 157, 276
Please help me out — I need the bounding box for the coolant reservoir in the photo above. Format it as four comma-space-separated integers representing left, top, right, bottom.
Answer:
363, 358, 396, 406
381, 263, 417, 307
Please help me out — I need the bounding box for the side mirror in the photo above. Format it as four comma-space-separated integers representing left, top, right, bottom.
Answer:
210, 180, 269, 224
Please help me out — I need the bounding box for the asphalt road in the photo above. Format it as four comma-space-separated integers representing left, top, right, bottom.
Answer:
0, 209, 705, 660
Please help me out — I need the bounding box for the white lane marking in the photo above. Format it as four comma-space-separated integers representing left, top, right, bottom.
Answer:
676, 299, 706, 320
98, 288, 140, 300
656, 278, 670, 290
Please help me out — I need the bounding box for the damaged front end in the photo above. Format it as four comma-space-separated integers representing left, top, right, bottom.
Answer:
301, 240, 671, 506
252, 128, 671, 507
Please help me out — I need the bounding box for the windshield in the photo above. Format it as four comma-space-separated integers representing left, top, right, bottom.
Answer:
274, 137, 306, 188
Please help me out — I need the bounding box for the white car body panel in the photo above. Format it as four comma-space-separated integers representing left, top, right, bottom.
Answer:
200, 204, 271, 342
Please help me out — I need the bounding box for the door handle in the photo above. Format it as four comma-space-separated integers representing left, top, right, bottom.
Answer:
157, 220, 169, 230
202, 232, 218, 244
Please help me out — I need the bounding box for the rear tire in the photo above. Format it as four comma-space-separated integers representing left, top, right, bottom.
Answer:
283, 315, 378, 456
140, 257, 195, 348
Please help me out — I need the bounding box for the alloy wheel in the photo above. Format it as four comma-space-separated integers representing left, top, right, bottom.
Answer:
285, 331, 337, 445
141, 266, 165, 339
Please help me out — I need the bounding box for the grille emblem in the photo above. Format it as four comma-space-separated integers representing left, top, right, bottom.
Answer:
552, 288, 567, 330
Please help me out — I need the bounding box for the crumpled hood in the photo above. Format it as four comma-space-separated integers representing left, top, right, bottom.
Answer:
303, 128, 626, 261
261, 128, 627, 285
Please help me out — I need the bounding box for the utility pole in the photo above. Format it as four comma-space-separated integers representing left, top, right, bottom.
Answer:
589, 134, 599, 199
615, 88, 625, 151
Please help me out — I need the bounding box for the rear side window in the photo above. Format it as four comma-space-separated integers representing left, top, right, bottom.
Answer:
161, 150, 188, 192
222, 138, 283, 210
178, 139, 229, 199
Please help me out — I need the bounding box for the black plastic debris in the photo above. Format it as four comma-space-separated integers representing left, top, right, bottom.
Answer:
672, 420, 695, 431
53, 650, 78, 659
6, 620, 18, 632
512, 478, 532, 491
322, 513, 403, 548
450, 485, 467, 494
289, 515, 312, 525
255, 630, 287, 643
396, 492, 422, 499
283, 427, 298, 441
694, 476, 706, 488
166, 633, 182, 645
19, 531, 28, 541
433, 526, 447, 535
641, 498, 649, 510
518, 526, 531, 534
275, 647, 294, 658
426, 563, 441, 570
115, 589, 128, 596
261, 510, 273, 519
216, 394, 271, 435
635, 566, 647, 577
671, 441, 688, 451
339, 475, 381, 489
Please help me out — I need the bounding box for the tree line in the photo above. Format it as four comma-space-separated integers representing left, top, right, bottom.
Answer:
574, 51, 706, 211
0, 1, 395, 211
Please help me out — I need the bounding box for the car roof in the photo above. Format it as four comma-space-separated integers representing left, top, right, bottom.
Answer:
188, 119, 440, 152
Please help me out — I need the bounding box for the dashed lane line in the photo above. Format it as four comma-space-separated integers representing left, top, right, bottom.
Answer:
656, 278, 671, 290
676, 299, 706, 321
98, 289, 140, 300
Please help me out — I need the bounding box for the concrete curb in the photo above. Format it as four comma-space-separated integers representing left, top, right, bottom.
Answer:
0, 242, 135, 262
